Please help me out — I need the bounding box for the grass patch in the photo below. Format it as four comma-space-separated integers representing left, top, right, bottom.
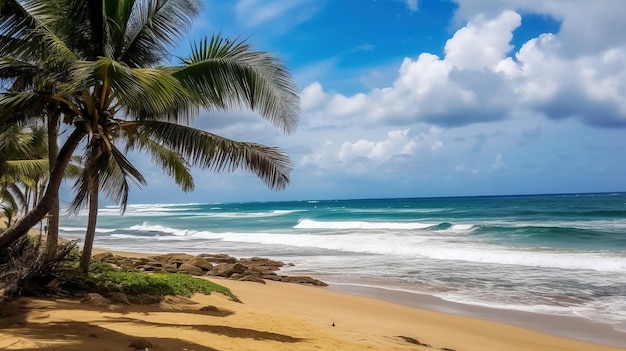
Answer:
89, 271, 239, 301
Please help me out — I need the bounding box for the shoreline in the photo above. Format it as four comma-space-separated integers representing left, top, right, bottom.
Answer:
327, 282, 626, 348
3, 246, 623, 350
94, 248, 626, 350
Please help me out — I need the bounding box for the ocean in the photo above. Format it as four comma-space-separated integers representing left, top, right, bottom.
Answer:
58, 193, 626, 345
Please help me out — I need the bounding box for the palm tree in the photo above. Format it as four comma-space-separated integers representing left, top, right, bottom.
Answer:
0, 123, 49, 216
0, 0, 300, 253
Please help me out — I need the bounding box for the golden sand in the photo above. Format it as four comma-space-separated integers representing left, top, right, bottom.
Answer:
0, 250, 624, 351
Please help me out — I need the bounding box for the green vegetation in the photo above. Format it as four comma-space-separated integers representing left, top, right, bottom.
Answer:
0, 238, 238, 302
88, 271, 238, 300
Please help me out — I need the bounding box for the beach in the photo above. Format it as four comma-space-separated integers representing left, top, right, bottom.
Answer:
1, 246, 625, 351
3, 194, 625, 350
1, 249, 625, 351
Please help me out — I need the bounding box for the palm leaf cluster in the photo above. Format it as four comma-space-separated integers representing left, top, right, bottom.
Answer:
0, 123, 48, 223
0, 0, 301, 262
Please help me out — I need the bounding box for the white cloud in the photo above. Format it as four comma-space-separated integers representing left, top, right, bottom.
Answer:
301, 128, 443, 175
405, 0, 418, 12
452, 0, 626, 57
299, 7, 626, 128
234, 0, 320, 29
301, 82, 329, 111
444, 10, 520, 70
492, 153, 507, 171
300, 11, 521, 127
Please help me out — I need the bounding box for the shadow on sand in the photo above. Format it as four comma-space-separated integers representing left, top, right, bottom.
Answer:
0, 297, 306, 351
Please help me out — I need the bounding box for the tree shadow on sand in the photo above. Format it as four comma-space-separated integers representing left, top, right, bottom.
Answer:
0, 297, 305, 350
105, 316, 306, 342
1, 321, 223, 351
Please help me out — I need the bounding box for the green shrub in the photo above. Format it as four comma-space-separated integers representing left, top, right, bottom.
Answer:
89, 271, 239, 301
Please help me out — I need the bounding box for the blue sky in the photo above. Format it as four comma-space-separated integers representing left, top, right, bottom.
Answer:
72, 0, 626, 205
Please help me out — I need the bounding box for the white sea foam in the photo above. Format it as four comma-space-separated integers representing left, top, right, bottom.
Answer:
167, 230, 625, 272
182, 209, 304, 219
60, 226, 115, 233
294, 219, 435, 230
450, 224, 475, 231
110, 234, 142, 239
128, 222, 197, 236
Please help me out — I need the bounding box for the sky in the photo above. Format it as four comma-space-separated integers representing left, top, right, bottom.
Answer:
69, 0, 626, 205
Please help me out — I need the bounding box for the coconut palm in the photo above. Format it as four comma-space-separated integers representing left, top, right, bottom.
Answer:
0, 0, 300, 253
0, 123, 49, 214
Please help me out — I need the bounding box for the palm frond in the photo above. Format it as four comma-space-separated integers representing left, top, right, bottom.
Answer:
0, 183, 27, 212
0, 91, 50, 124
118, 0, 203, 67
125, 134, 194, 191
66, 58, 196, 121
126, 120, 292, 190
100, 144, 146, 212
173, 34, 300, 134
0, 0, 77, 62
3, 159, 49, 181
69, 139, 145, 213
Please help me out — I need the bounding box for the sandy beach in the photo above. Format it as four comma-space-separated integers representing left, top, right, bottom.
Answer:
0, 249, 624, 351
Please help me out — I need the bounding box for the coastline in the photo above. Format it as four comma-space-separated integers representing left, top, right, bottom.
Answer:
327, 282, 626, 348
3, 248, 624, 350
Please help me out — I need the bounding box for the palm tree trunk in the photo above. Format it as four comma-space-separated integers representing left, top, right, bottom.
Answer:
46, 113, 60, 257
0, 128, 85, 248
79, 159, 99, 274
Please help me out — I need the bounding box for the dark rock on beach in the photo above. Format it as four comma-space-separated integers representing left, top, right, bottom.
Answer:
92, 251, 327, 286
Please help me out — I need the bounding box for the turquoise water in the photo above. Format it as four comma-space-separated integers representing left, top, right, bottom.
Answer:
59, 193, 626, 333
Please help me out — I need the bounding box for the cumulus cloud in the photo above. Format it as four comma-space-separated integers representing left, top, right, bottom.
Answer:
452, 0, 626, 57
301, 128, 443, 174
301, 11, 521, 127
301, 7, 626, 128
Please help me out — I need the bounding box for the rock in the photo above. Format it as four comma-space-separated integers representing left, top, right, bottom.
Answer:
136, 262, 177, 273
238, 275, 266, 284
80, 293, 111, 306
128, 337, 152, 350
189, 257, 214, 271
282, 276, 328, 286
127, 294, 163, 305
162, 253, 195, 261
108, 292, 131, 305
197, 253, 238, 263
262, 275, 283, 282
177, 262, 204, 276
200, 305, 220, 313
208, 262, 246, 277
398, 336, 432, 348
92, 252, 114, 260
163, 296, 198, 305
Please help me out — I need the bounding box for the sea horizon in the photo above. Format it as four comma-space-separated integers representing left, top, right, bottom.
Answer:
99, 190, 626, 206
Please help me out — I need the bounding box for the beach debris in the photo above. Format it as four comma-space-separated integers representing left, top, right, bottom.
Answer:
331, 321, 335, 327
128, 337, 152, 350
